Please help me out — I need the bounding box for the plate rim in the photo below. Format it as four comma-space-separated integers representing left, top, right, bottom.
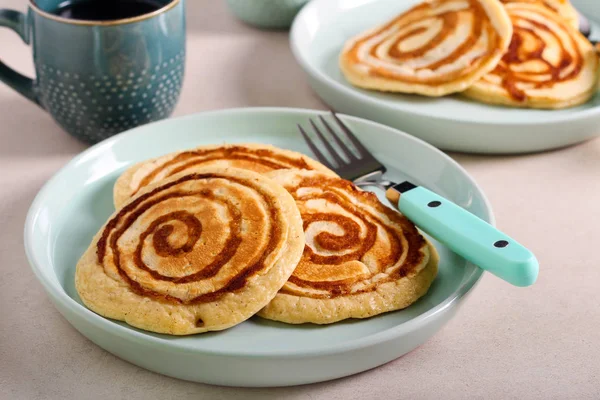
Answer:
290, 0, 600, 125
24, 107, 490, 358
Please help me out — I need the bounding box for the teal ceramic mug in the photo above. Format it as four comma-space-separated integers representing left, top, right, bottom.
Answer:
0, 0, 185, 143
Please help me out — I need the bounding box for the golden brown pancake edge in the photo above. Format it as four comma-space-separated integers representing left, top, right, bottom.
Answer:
113, 143, 337, 209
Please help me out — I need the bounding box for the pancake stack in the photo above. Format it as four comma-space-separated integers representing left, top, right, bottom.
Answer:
340, 0, 599, 109
76, 144, 438, 335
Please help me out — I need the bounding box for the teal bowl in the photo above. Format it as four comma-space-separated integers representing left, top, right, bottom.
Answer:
225, 0, 310, 29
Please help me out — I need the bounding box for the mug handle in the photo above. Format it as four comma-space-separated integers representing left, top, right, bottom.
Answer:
0, 9, 41, 106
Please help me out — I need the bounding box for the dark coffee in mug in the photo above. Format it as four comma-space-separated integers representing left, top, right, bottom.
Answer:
51, 0, 165, 21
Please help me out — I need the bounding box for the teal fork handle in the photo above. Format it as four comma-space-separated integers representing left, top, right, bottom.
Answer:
387, 184, 538, 287
0, 9, 40, 105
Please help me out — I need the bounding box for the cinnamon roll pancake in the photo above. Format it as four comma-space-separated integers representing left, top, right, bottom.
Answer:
499, 0, 579, 29
464, 3, 599, 109
258, 170, 439, 324
114, 144, 335, 208
339, 0, 513, 96
76, 167, 305, 335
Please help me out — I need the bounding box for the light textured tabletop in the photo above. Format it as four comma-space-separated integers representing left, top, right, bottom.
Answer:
1, 1, 598, 399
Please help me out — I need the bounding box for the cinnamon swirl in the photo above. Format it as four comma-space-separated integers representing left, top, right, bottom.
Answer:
339, 0, 513, 96
258, 170, 439, 324
464, 3, 599, 109
76, 167, 305, 335
500, 0, 579, 29
113, 144, 336, 208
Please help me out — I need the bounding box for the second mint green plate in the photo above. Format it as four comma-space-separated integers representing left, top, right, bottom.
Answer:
291, 0, 600, 154
24, 108, 489, 387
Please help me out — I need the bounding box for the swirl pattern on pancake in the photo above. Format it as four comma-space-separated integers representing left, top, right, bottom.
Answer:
464, 3, 599, 109
76, 167, 305, 335
500, 0, 579, 29
113, 144, 336, 208
258, 170, 439, 324
339, 0, 513, 96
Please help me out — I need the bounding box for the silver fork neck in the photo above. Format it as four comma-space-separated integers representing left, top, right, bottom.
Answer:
354, 170, 395, 191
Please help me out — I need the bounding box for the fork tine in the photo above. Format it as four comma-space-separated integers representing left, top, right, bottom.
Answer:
318, 115, 357, 161
309, 118, 346, 166
297, 124, 334, 170
331, 113, 372, 159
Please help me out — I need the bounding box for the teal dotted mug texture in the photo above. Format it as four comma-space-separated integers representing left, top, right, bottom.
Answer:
0, 0, 186, 144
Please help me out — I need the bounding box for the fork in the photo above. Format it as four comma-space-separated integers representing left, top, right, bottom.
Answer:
298, 113, 539, 287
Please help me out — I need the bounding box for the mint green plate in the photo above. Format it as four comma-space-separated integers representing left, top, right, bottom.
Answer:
291, 0, 600, 154
24, 108, 490, 387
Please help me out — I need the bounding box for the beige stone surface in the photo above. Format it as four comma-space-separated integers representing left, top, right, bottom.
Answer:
0, 0, 598, 398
